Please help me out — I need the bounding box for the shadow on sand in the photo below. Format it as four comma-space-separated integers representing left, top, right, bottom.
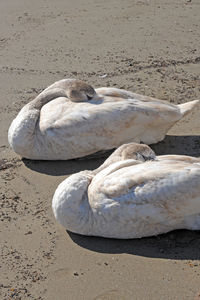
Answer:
23, 134, 200, 176
22, 155, 106, 176
68, 229, 200, 260
151, 134, 200, 157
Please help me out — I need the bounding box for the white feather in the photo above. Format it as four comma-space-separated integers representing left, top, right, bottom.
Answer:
52, 143, 200, 239
8, 78, 199, 160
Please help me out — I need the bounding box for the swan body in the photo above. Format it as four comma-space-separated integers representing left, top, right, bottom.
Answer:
8, 78, 199, 160
52, 143, 200, 239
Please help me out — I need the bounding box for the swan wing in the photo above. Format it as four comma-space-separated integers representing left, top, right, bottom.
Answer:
40, 95, 179, 137
88, 160, 200, 236
96, 87, 171, 104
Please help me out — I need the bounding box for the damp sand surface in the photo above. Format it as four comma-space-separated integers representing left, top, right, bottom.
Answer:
0, 0, 200, 299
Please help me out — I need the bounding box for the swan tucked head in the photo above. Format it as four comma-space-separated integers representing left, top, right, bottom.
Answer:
120, 143, 156, 162
94, 143, 156, 175
67, 80, 96, 102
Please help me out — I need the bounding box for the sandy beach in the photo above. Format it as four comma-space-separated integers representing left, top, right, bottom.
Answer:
0, 0, 200, 299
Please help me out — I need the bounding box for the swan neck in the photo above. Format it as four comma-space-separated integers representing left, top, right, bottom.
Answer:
94, 159, 142, 177
28, 88, 68, 110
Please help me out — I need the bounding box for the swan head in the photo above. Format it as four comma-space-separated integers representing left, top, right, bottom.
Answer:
67, 80, 96, 102
121, 143, 156, 162
94, 143, 156, 175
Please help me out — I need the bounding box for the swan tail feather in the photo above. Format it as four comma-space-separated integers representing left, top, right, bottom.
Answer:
178, 99, 199, 117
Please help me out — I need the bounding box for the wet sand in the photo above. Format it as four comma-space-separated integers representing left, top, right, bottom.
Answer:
0, 0, 200, 299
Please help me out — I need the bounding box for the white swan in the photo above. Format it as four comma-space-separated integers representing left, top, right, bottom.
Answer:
8, 78, 199, 160
52, 143, 200, 239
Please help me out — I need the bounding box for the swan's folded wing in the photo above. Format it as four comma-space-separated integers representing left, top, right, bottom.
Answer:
89, 160, 200, 222
39, 93, 180, 135
96, 87, 174, 105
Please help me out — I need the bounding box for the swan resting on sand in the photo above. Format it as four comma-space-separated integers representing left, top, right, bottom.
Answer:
8, 78, 199, 160
52, 143, 200, 239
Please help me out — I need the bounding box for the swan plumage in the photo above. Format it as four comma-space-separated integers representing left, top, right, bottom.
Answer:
52, 143, 200, 239
8, 78, 199, 160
